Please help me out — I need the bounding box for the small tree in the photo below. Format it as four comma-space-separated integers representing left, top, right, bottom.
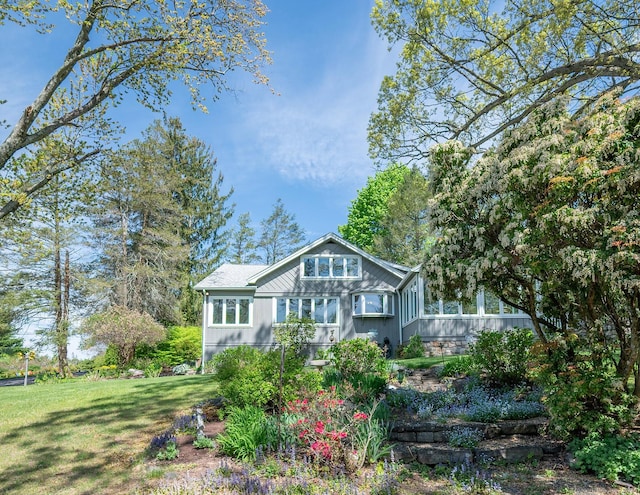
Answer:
273, 314, 316, 357
82, 306, 166, 369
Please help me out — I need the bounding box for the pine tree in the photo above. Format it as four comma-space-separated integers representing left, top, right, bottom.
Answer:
258, 199, 306, 264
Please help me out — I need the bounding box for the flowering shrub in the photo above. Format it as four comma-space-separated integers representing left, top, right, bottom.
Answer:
286, 388, 390, 472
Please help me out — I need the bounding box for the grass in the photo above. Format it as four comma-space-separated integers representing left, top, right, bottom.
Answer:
0, 375, 215, 495
394, 355, 461, 370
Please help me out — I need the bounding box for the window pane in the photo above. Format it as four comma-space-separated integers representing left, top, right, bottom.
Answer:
289, 298, 299, 317
212, 299, 223, 324
462, 295, 478, 315
346, 258, 359, 277
327, 298, 337, 323
484, 292, 500, 314
239, 299, 249, 324
277, 298, 287, 322
303, 258, 315, 277
353, 294, 362, 315
225, 299, 237, 324
301, 298, 312, 318
442, 300, 459, 314
317, 258, 330, 277
424, 287, 439, 315
332, 257, 344, 277
366, 294, 384, 314
314, 298, 325, 323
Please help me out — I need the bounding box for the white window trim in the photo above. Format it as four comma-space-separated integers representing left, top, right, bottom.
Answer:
300, 255, 362, 280
352, 292, 395, 317
273, 297, 340, 326
207, 296, 253, 326
421, 286, 525, 318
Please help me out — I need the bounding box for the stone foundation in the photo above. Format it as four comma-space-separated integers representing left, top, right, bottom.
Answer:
423, 339, 468, 357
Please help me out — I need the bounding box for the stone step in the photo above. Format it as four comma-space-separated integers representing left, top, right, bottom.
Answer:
392, 435, 564, 465
390, 417, 547, 443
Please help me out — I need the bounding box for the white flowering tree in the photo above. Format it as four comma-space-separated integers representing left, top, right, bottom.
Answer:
424, 92, 640, 403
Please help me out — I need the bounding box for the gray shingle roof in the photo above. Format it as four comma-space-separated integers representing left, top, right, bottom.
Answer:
194, 263, 269, 290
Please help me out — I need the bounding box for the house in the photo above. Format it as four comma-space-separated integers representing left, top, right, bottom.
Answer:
195, 233, 533, 363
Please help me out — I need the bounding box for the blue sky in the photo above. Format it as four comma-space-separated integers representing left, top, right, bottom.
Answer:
1, 0, 398, 241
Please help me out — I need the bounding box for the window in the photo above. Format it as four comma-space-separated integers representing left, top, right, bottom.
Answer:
401, 279, 419, 324
301, 255, 361, 279
352, 292, 394, 317
209, 297, 252, 325
481, 291, 524, 315
275, 297, 339, 324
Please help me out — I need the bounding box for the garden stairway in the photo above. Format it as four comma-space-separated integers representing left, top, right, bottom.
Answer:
390, 368, 563, 465
389, 416, 563, 465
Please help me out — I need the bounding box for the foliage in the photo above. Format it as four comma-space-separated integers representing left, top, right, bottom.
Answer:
448, 459, 502, 494
372, 166, 433, 265
211, 345, 316, 411
400, 334, 424, 359
569, 433, 640, 486
387, 381, 545, 422
447, 427, 485, 449
82, 305, 166, 369
338, 164, 409, 252
171, 363, 192, 376
273, 314, 316, 356
529, 336, 636, 439
469, 329, 534, 386
144, 362, 162, 378
0, 0, 270, 218
286, 388, 391, 471
369, 0, 640, 160
438, 355, 477, 378
423, 94, 640, 433
192, 436, 216, 450
330, 338, 387, 377
153, 326, 201, 366
155, 440, 179, 461
91, 118, 233, 326
217, 405, 278, 462
258, 198, 306, 264
228, 212, 261, 264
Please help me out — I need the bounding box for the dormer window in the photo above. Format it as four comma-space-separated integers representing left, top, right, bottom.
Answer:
301, 255, 361, 279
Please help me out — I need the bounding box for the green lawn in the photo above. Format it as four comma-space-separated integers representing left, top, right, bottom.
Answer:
0, 375, 215, 495
394, 354, 462, 369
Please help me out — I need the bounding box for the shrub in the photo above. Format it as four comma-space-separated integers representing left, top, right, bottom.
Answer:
400, 334, 424, 359
153, 326, 201, 366
172, 363, 191, 375
469, 328, 534, 385
217, 405, 278, 461
144, 362, 162, 378
529, 336, 636, 439
330, 338, 386, 376
211, 345, 319, 411
438, 355, 477, 378
570, 433, 640, 486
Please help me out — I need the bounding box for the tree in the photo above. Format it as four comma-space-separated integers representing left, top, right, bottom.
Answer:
82, 305, 166, 369
258, 199, 306, 264
423, 93, 640, 432
228, 212, 261, 264
338, 164, 409, 252
372, 166, 432, 265
369, 0, 640, 163
91, 118, 232, 325
0, 0, 270, 218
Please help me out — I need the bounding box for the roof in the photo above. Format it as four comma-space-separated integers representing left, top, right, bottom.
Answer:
248, 232, 410, 284
193, 263, 269, 291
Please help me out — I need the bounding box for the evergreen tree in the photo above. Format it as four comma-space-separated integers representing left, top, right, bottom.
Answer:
258, 199, 306, 264
229, 212, 261, 264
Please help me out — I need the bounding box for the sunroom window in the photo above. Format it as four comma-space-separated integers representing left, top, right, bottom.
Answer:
352, 292, 394, 317
301, 255, 361, 279
275, 297, 338, 324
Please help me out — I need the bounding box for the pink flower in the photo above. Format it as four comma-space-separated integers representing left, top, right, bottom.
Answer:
353, 412, 368, 421
314, 421, 325, 434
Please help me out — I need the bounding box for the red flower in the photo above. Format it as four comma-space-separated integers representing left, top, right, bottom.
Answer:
353, 412, 368, 421
314, 421, 325, 434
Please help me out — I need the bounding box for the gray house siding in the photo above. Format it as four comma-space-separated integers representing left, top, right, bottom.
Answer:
199, 234, 405, 362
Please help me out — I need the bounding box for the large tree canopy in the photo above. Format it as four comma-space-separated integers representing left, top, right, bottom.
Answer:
338, 163, 409, 252
0, 0, 270, 218
424, 92, 640, 400
369, 0, 640, 162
